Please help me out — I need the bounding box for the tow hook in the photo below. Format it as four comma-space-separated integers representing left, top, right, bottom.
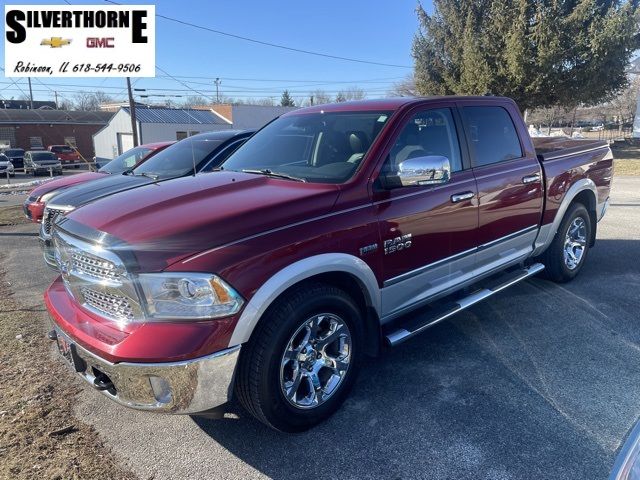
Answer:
93, 371, 116, 395
47, 330, 57, 341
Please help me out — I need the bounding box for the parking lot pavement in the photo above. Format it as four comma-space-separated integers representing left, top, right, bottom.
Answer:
1, 177, 639, 480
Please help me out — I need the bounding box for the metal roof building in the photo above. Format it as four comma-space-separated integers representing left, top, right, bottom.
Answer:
93, 107, 232, 159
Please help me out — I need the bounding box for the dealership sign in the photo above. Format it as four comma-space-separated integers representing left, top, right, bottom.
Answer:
4, 5, 155, 77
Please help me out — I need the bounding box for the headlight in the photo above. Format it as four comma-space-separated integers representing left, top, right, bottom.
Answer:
137, 273, 244, 320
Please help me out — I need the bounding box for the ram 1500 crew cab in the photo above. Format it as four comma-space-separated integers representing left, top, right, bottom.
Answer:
45, 97, 612, 432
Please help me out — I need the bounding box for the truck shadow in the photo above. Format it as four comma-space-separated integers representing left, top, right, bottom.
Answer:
191, 238, 639, 480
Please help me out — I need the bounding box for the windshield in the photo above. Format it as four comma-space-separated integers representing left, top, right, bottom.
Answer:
31, 152, 58, 161
221, 111, 392, 183
4, 149, 23, 157
133, 136, 225, 179
99, 146, 153, 174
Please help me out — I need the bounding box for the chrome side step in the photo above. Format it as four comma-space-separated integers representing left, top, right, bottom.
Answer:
385, 263, 545, 347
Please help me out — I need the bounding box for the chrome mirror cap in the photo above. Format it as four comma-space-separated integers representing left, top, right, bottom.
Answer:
397, 155, 451, 187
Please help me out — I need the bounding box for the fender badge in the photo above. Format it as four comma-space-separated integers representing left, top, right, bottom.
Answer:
359, 243, 378, 256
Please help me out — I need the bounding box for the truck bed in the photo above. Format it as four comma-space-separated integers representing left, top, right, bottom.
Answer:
532, 137, 609, 161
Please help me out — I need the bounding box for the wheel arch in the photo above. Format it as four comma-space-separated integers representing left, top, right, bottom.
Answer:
533, 178, 598, 256
228, 254, 382, 353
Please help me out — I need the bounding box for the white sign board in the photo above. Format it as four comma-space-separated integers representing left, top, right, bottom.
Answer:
4, 5, 155, 77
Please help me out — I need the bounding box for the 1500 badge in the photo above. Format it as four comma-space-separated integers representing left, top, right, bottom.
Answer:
384, 234, 412, 255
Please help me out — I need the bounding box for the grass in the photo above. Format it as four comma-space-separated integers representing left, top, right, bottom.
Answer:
611, 142, 640, 176
0, 257, 137, 480
0, 205, 29, 227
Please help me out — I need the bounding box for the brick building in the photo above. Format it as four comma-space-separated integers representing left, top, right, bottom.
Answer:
0, 109, 113, 158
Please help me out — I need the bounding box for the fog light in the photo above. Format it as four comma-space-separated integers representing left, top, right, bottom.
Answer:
149, 376, 172, 404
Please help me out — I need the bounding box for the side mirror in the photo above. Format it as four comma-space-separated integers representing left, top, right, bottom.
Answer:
396, 155, 451, 187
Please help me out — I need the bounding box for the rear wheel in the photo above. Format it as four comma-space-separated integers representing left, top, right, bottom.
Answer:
541, 202, 591, 282
235, 283, 363, 432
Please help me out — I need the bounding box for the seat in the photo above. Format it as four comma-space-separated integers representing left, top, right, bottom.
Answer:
346, 131, 370, 163
390, 123, 426, 171
315, 131, 351, 166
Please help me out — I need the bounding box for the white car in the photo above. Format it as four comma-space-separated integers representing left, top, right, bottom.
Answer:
0, 153, 15, 178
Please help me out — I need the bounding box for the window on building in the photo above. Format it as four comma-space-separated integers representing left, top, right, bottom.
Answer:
29, 136, 43, 149
189, 131, 200, 137
461, 106, 523, 167
64, 136, 77, 147
176, 131, 188, 141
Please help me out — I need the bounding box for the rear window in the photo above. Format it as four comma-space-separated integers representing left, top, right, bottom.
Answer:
4, 149, 23, 156
99, 146, 153, 174
31, 152, 58, 161
461, 106, 523, 167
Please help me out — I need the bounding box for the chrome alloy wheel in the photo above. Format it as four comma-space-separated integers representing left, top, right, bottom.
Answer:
563, 217, 587, 270
280, 313, 352, 409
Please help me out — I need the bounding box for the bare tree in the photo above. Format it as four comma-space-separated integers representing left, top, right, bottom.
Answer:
610, 77, 639, 133
388, 75, 417, 97
73, 91, 113, 111
182, 95, 208, 108
310, 89, 332, 105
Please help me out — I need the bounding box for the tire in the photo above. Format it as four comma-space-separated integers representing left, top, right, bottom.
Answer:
235, 282, 363, 432
541, 202, 591, 283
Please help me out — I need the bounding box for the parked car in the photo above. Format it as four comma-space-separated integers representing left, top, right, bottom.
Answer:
48, 145, 82, 168
40, 130, 253, 265
44, 97, 612, 432
24, 141, 174, 223
0, 153, 15, 177
2, 148, 24, 169
24, 151, 62, 176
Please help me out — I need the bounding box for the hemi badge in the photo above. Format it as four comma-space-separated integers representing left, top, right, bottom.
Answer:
359, 243, 378, 256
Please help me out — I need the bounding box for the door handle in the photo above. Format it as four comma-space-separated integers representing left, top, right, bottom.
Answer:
522, 173, 541, 184
451, 191, 475, 203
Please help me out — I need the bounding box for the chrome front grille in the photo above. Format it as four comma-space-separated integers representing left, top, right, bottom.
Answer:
80, 287, 135, 322
52, 229, 143, 323
43, 207, 69, 236
71, 250, 121, 282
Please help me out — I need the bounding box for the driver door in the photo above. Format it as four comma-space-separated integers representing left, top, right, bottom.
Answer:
374, 105, 479, 321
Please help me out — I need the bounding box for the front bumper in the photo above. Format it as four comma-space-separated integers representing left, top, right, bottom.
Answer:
52, 325, 240, 414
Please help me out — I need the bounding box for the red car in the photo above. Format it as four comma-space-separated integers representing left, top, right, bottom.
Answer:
44, 97, 612, 432
48, 145, 82, 167
24, 141, 173, 222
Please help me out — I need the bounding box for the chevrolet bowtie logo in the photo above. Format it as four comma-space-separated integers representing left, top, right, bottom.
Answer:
41, 37, 71, 48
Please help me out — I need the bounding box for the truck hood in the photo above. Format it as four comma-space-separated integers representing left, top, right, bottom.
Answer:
47, 173, 152, 209
29, 172, 104, 200
66, 172, 340, 270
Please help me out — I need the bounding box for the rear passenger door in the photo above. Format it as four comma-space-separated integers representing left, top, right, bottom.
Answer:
375, 105, 479, 320
458, 100, 544, 273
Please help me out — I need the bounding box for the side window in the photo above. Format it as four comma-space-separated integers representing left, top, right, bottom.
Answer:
383, 108, 463, 175
461, 106, 523, 167
200, 139, 245, 172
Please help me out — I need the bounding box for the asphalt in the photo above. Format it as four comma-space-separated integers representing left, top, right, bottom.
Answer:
1, 177, 639, 480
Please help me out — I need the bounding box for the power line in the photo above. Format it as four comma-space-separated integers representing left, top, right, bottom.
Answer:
104, 0, 411, 69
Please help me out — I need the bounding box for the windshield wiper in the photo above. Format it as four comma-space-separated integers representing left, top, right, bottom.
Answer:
241, 169, 306, 182
122, 169, 158, 180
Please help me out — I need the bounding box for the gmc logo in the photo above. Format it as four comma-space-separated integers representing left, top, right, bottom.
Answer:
86, 37, 114, 48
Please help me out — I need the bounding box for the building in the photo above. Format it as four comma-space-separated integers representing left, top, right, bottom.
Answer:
0, 99, 57, 110
92, 107, 232, 159
0, 109, 113, 158
198, 104, 298, 129
99, 101, 149, 112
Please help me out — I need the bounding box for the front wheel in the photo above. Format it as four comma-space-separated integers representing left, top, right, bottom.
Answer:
541, 202, 591, 282
235, 283, 363, 432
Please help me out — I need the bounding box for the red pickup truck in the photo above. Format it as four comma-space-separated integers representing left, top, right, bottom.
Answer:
45, 97, 612, 432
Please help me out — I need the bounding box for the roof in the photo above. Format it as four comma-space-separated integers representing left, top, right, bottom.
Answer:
122, 107, 230, 125
285, 96, 516, 116
0, 109, 113, 125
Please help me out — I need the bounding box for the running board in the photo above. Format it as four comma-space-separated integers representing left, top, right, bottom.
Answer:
385, 263, 545, 347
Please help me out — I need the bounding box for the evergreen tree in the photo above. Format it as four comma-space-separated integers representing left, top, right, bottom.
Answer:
413, 0, 640, 111
280, 90, 295, 107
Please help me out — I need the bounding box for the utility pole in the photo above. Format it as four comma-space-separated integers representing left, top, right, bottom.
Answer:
126, 77, 139, 147
27, 78, 34, 109
214, 77, 221, 103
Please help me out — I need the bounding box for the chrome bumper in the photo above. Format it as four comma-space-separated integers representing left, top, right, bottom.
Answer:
53, 327, 240, 414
